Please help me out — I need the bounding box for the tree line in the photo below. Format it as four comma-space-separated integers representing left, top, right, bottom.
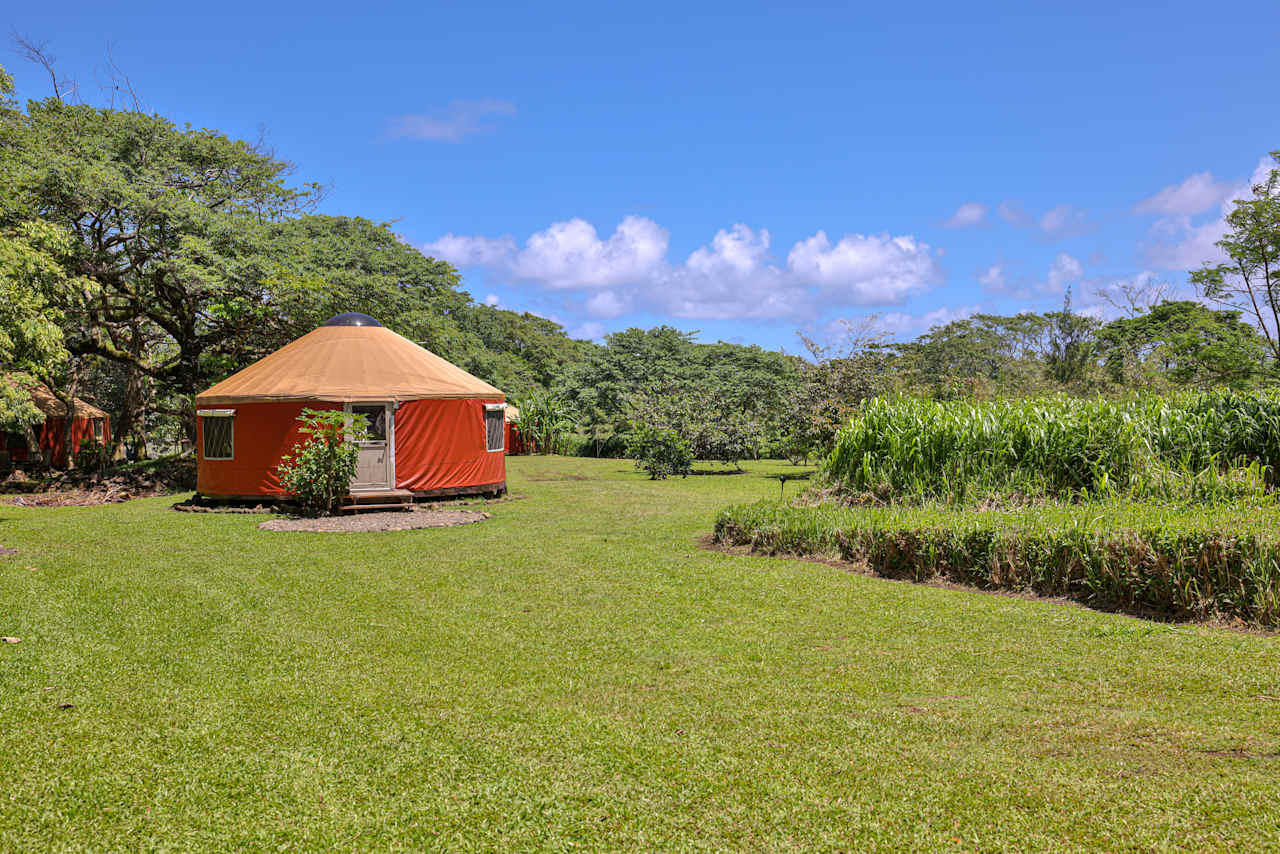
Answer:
2, 58, 1278, 468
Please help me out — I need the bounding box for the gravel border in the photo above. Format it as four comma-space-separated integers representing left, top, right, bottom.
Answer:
258, 509, 489, 533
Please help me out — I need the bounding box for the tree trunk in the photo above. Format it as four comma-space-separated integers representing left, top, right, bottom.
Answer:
114, 364, 152, 461
22, 424, 41, 468
57, 363, 81, 470
109, 325, 155, 461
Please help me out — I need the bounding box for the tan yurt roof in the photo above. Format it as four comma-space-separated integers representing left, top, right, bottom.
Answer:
7, 378, 109, 419
195, 314, 503, 406
504, 405, 519, 423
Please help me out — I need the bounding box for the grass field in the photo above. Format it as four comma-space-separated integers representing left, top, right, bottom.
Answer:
3, 456, 1280, 851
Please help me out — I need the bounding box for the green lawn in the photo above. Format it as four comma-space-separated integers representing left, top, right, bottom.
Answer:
2, 457, 1279, 851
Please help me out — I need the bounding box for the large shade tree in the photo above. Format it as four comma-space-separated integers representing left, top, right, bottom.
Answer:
0, 64, 93, 433
1, 71, 480, 444
1095, 300, 1266, 389
1191, 152, 1280, 361
0, 91, 320, 439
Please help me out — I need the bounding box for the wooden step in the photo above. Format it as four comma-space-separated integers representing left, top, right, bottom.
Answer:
341, 488, 414, 513
341, 502, 412, 513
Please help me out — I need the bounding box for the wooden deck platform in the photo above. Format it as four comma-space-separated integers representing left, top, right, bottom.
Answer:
342, 488, 415, 513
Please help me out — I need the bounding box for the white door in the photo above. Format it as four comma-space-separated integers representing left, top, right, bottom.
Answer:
348, 403, 394, 491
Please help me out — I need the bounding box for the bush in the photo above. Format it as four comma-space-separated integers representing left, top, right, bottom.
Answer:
567, 431, 629, 458
626, 424, 693, 479
714, 499, 1280, 627
277, 409, 368, 516
73, 438, 109, 472
627, 389, 764, 469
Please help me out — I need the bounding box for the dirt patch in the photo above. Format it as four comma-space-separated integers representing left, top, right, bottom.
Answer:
259, 508, 489, 533
3, 456, 195, 507
7, 488, 143, 507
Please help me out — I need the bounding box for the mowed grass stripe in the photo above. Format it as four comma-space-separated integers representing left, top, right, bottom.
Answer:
1, 457, 1278, 851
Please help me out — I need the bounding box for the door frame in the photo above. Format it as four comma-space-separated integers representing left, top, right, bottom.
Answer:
344, 401, 396, 491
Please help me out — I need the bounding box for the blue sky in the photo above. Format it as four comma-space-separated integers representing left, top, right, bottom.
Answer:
8, 1, 1280, 351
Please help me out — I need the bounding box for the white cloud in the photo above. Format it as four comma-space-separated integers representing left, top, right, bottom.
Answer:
583, 290, 628, 318
787, 231, 941, 304
1046, 253, 1084, 293
1038, 205, 1089, 238
426, 233, 517, 267
513, 216, 669, 288
1142, 217, 1228, 270
876, 304, 982, 337
426, 216, 668, 290
428, 217, 943, 321
568, 321, 606, 341
1135, 171, 1235, 216
483, 293, 500, 307
387, 99, 516, 142
944, 202, 987, 228
997, 200, 1089, 238
1141, 156, 1276, 270
977, 263, 1006, 290
998, 200, 1033, 227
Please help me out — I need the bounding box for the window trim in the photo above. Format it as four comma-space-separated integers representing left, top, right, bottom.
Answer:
198, 410, 235, 461
484, 404, 506, 453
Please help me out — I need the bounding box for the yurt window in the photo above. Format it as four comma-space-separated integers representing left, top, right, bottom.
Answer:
92, 418, 104, 443
351, 405, 387, 441
199, 410, 235, 460
484, 406, 504, 452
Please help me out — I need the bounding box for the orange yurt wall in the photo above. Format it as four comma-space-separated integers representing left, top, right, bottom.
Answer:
504, 422, 520, 455
196, 402, 340, 497
393, 398, 506, 492
40, 416, 112, 468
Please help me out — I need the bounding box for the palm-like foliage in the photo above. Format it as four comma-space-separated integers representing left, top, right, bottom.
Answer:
512, 390, 574, 455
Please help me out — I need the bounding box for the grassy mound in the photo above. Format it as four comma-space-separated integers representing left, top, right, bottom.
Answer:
715, 499, 1280, 627
823, 392, 1280, 503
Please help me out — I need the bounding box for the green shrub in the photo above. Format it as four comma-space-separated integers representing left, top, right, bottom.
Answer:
73, 438, 109, 472
714, 499, 1280, 627
277, 409, 368, 516
626, 424, 693, 479
823, 391, 1280, 503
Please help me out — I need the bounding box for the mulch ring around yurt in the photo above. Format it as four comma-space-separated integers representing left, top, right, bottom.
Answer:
258, 508, 489, 533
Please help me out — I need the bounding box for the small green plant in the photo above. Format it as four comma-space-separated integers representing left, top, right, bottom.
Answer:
73, 437, 109, 472
626, 424, 693, 480
277, 408, 369, 516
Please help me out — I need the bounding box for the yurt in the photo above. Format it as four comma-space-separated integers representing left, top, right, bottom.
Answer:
1, 380, 110, 469
193, 313, 507, 501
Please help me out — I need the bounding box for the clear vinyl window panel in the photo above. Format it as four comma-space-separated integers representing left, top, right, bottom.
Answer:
350, 405, 387, 441
203, 416, 234, 460
485, 410, 504, 452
